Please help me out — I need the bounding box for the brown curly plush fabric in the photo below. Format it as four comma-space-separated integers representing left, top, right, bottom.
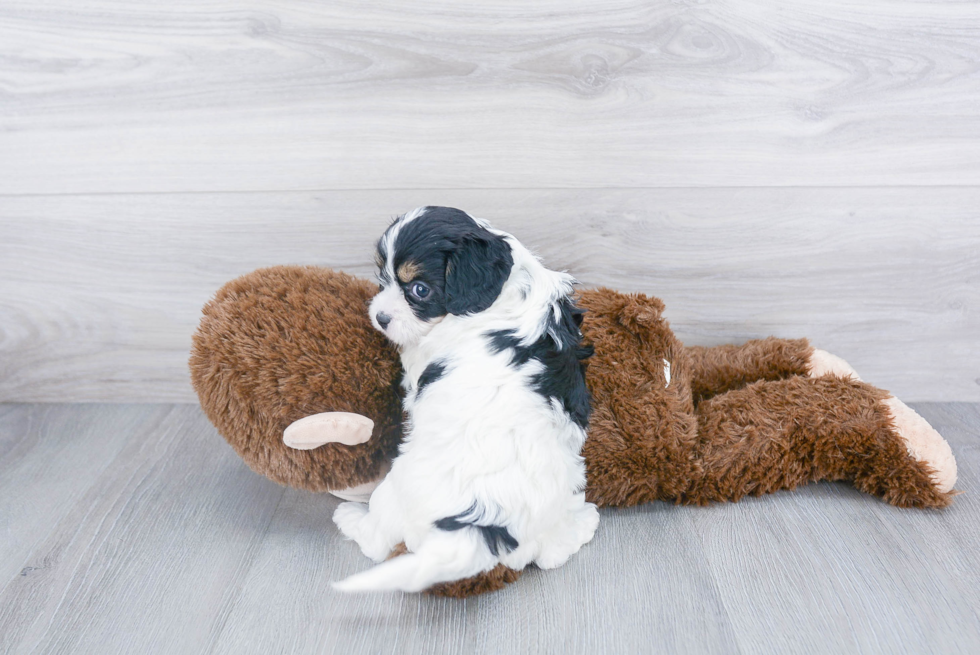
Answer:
685, 337, 813, 406
576, 288, 700, 507
690, 376, 953, 508
576, 287, 951, 509
190, 266, 953, 598
190, 266, 403, 492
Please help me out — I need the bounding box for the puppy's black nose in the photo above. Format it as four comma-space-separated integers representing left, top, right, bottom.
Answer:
376, 312, 392, 329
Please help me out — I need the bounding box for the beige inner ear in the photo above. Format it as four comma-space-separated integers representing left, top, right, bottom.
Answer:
397, 261, 420, 283
283, 412, 375, 449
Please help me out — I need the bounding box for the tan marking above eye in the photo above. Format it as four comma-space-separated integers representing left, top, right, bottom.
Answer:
397, 261, 420, 283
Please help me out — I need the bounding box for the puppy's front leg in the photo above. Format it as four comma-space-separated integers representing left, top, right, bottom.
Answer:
333, 481, 404, 563
333, 503, 396, 563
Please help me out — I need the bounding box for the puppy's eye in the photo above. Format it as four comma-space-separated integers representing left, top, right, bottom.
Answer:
409, 282, 430, 300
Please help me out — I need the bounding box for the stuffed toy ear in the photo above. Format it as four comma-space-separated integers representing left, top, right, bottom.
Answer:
283, 412, 375, 449
444, 235, 514, 315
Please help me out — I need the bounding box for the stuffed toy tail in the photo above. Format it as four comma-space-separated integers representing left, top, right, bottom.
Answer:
333, 530, 499, 593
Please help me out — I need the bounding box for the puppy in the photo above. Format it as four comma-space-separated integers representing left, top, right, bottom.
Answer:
332, 207, 599, 592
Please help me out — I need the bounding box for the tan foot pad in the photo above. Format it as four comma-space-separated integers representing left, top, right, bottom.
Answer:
283, 412, 375, 450
884, 396, 958, 493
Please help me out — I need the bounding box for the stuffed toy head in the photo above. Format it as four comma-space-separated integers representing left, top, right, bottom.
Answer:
190, 266, 403, 498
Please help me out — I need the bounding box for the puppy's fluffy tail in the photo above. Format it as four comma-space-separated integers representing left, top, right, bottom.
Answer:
333, 530, 498, 593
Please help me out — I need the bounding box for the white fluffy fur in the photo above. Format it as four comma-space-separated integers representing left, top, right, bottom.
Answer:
333, 210, 599, 593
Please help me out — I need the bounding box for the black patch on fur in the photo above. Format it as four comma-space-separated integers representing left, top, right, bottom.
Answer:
443, 231, 513, 316
417, 360, 447, 394
377, 207, 514, 320
487, 297, 593, 429
435, 503, 519, 557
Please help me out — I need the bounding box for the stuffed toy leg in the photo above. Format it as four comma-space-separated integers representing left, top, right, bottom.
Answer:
686, 343, 956, 507
574, 289, 956, 509
191, 266, 957, 597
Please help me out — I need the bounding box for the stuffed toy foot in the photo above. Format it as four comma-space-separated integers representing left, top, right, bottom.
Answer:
690, 375, 955, 508
807, 348, 957, 494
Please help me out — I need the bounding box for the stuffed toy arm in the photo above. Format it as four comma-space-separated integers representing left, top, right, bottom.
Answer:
684, 337, 814, 405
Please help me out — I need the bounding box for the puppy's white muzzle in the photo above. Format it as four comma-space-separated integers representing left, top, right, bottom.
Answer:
369, 285, 438, 348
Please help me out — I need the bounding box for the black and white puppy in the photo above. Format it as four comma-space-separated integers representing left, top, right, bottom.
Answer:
332, 207, 598, 592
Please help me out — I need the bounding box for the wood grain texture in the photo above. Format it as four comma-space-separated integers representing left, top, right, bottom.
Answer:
1, 0, 979, 193
0, 404, 286, 655
0, 404, 156, 586
2, 188, 978, 403
0, 403, 977, 654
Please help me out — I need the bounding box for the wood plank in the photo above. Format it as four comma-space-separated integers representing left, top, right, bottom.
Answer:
208, 488, 473, 655
1, 1, 979, 193
0, 404, 159, 585
0, 404, 285, 655
1, 403, 976, 653
209, 493, 739, 654
468, 503, 739, 654
2, 187, 978, 403
689, 489, 980, 653
686, 402, 980, 654
895, 403, 980, 623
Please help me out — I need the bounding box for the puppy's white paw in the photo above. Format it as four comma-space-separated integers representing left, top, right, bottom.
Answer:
333, 501, 369, 541
535, 504, 600, 570
807, 348, 861, 381
570, 503, 600, 546
332, 502, 397, 563
883, 396, 957, 493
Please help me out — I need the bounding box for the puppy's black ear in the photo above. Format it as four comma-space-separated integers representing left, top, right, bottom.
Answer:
445, 235, 514, 315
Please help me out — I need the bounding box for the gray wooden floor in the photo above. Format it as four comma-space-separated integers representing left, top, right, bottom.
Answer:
1, 402, 977, 655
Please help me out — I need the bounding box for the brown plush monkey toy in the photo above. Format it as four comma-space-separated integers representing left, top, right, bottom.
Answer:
190, 266, 957, 597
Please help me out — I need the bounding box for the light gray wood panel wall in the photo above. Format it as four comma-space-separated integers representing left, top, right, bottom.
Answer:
2, 403, 979, 654
1, 0, 979, 193
1, 188, 978, 403
1, 2, 979, 402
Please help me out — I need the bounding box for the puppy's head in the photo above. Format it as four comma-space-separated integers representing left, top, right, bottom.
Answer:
369, 207, 514, 348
